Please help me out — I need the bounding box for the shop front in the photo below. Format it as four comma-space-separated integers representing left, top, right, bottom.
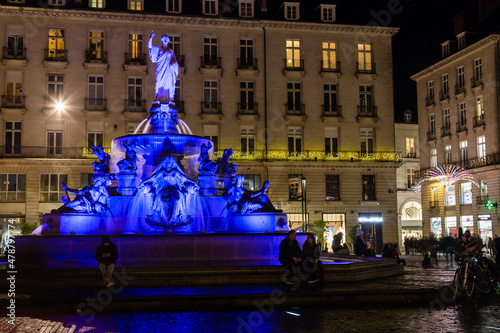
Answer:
445, 216, 457, 237
358, 212, 383, 254
478, 214, 492, 245
460, 215, 474, 234
323, 213, 346, 251
430, 217, 442, 238
400, 200, 422, 242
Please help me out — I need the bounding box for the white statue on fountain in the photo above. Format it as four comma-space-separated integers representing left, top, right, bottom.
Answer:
148, 32, 178, 104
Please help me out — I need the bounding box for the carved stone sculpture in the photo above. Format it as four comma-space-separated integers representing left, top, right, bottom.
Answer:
117, 141, 138, 173
223, 175, 282, 214
148, 32, 179, 103
197, 142, 217, 174
52, 177, 110, 214
217, 148, 237, 176
92, 145, 110, 173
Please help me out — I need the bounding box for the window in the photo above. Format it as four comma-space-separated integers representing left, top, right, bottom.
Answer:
40, 174, 67, 202
87, 132, 103, 150
430, 148, 437, 168
405, 137, 415, 157
203, 80, 218, 109
457, 34, 465, 49
442, 42, 450, 58
81, 173, 94, 187
480, 180, 487, 198
357, 43, 372, 71
431, 187, 438, 206
443, 108, 451, 129
168, 35, 181, 59
287, 127, 302, 156
404, 112, 412, 122
8, 0, 25, 3
286, 82, 301, 112
445, 145, 452, 164
90, 0, 104, 8
324, 127, 338, 156
289, 174, 303, 200
173, 79, 181, 105
287, 213, 308, 229
323, 84, 338, 112
129, 0, 142, 11
7, 34, 24, 58
326, 174, 340, 201
240, 127, 255, 155
407, 168, 415, 189
48, 29, 65, 59
203, 37, 218, 65
239, 0, 254, 17
203, 0, 217, 15
474, 58, 482, 80
445, 185, 456, 206
203, 124, 219, 152
457, 66, 465, 89
88, 31, 104, 61
361, 175, 376, 201
477, 136, 486, 159
459, 102, 466, 125
430, 114, 435, 133
47, 74, 64, 100
47, 131, 63, 155
4, 122, 22, 155
49, 0, 65, 5
360, 128, 374, 154
461, 183, 472, 205
88, 76, 104, 106
0, 174, 26, 202
460, 140, 468, 162
322, 42, 337, 70
240, 81, 255, 111
243, 175, 261, 191
239, 39, 254, 67
127, 77, 143, 107
359, 85, 373, 111
285, 39, 301, 68
5, 72, 23, 105
321, 5, 336, 22
128, 33, 143, 61
427, 80, 434, 99
166, 0, 181, 13
442, 74, 449, 95
476, 96, 484, 117
284, 2, 299, 20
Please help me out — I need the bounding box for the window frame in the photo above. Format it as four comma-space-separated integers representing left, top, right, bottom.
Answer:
166, 0, 182, 13
202, 0, 218, 15
128, 0, 143, 11
40, 174, 67, 202
287, 126, 302, 156
361, 175, 376, 201
239, 0, 254, 18
288, 174, 303, 201
4, 121, 22, 155
320, 4, 336, 22
0, 173, 26, 202
430, 148, 437, 168
284, 2, 300, 20
326, 174, 340, 201
240, 126, 255, 155
89, 0, 105, 9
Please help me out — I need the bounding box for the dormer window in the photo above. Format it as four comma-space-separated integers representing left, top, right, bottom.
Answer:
441, 41, 450, 58
129, 0, 142, 10
49, 0, 65, 5
284, 2, 299, 20
90, 0, 104, 8
457, 32, 466, 50
8, 0, 25, 4
239, 0, 254, 18
321, 5, 336, 22
166, 0, 181, 13
203, 0, 218, 15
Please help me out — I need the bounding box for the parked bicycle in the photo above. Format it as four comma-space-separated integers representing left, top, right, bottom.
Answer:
452, 252, 497, 299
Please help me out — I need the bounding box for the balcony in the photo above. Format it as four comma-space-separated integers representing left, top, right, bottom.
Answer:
426, 130, 436, 141
476, 195, 489, 205
473, 114, 485, 128
123, 52, 147, 70
356, 62, 376, 76
124, 99, 147, 113
429, 201, 440, 209
471, 76, 483, 89
237, 58, 258, 71
200, 56, 222, 75
44, 49, 68, 66
321, 105, 342, 119
425, 95, 435, 107
200, 102, 222, 117
84, 51, 108, 69
284, 103, 306, 120
84, 98, 107, 112
237, 103, 258, 118
172, 101, 185, 115
439, 90, 450, 101
320, 61, 341, 77
283, 59, 305, 76
357, 105, 377, 121
406, 152, 417, 158
1, 95, 25, 109
417, 153, 500, 175
2, 47, 27, 63
0, 146, 110, 159
454, 84, 465, 95
456, 121, 467, 133
440, 125, 451, 138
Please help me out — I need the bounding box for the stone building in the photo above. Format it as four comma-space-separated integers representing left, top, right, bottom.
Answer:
411, 32, 500, 243
0, 0, 400, 252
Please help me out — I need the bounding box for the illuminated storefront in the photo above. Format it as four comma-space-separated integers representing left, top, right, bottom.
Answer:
401, 201, 422, 240
445, 216, 457, 237
358, 212, 383, 254
430, 217, 442, 238
323, 213, 346, 251
478, 214, 492, 245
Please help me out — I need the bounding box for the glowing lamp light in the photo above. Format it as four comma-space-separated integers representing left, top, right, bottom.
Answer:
55, 101, 65, 112
413, 164, 478, 193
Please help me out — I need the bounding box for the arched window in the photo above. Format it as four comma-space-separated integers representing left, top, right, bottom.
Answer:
401, 200, 422, 221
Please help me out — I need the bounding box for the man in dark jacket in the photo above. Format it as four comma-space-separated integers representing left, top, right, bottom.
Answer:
96, 236, 118, 287
279, 230, 303, 284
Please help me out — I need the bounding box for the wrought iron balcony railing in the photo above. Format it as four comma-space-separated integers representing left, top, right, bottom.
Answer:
237, 58, 258, 70
321, 105, 342, 117
284, 59, 304, 71
237, 103, 258, 116
357, 105, 377, 118
417, 153, 500, 177
454, 83, 465, 95
356, 62, 376, 74
84, 98, 107, 111
425, 95, 435, 106
0, 146, 111, 159
406, 153, 417, 158
439, 90, 450, 101
427, 130, 436, 141
471, 76, 483, 89
44, 48, 67, 62
1, 95, 25, 108
124, 53, 147, 65
473, 114, 485, 127
124, 99, 146, 112
456, 121, 467, 133
2, 47, 26, 60
201, 101, 222, 114
320, 60, 341, 73
429, 201, 440, 209
285, 103, 305, 116
200, 56, 221, 68
84, 50, 108, 63
441, 125, 451, 137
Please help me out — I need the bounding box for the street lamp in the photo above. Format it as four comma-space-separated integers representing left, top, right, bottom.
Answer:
55, 101, 65, 112
301, 177, 307, 232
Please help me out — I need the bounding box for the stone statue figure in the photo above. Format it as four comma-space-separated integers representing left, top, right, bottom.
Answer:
148, 32, 179, 103
92, 145, 110, 173
217, 148, 237, 176
138, 156, 199, 228
117, 141, 138, 173
53, 177, 110, 214
223, 176, 281, 214
197, 142, 217, 174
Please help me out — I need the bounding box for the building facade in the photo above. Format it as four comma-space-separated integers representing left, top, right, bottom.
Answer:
411, 34, 500, 243
0, 0, 400, 253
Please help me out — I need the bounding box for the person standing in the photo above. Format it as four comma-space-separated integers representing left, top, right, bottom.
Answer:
279, 230, 303, 284
488, 237, 496, 257
96, 236, 118, 288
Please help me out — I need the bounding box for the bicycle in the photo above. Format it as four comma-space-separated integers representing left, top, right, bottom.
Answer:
452, 252, 495, 299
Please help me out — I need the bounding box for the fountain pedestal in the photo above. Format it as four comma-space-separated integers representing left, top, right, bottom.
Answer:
115, 173, 137, 196
197, 173, 218, 196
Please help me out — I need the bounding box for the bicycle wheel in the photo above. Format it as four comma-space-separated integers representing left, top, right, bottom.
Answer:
474, 266, 492, 294
452, 269, 463, 299
465, 273, 475, 297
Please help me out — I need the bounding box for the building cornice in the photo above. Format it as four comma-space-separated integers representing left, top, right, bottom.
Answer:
411, 34, 500, 81
0, 6, 399, 35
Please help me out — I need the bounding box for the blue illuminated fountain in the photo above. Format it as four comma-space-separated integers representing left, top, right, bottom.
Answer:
41, 31, 288, 237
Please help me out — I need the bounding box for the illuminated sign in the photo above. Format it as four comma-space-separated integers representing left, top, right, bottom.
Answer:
358, 213, 383, 223
446, 221, 457, 227
485, 200, 495, 210
478, 214, 491, 221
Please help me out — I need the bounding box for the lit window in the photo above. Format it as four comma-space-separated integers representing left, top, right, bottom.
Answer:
477, 136, 486, 159
360, 128, 374, 154
90, 0, 104, 8
49, 0, 65, 6
285, 39, 301, 68
445, 145, 452, 164
239, 0, 254, 18
166, 0, 182, 13
322, 42, 337, 70
405, 138, 415, 157
287, 126, 302, 156
203, 0, 217, 15
445, 185, 455, 206
47, 29, 65, 60
289, 174, 303, 200
127, 33, 143, 61
430, 148, 437, 167
476, 96, 484, 117
460, 140, 468, 162
129, 0, 143, 11
240, 126, 255, 155
461, 183, 472, 205
40, 174, 67, 202
0, 174, 26, 202
88, 31, 105, 61
321, 5, 336, 22
8, 0, 25, 3
5, 71, 23, 107
357, 43, 372, 71
284, 2, 299, 20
